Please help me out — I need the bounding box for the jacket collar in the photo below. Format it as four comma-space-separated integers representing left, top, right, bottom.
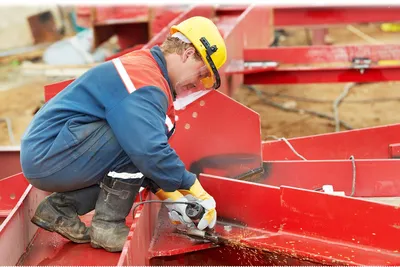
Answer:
150, 46, 176, 100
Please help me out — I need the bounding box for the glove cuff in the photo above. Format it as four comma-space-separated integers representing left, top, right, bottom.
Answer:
155, 189, 184, 201
178, 179, 210, 200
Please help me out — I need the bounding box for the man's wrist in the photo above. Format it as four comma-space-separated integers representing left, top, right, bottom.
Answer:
179, 170, 197, 190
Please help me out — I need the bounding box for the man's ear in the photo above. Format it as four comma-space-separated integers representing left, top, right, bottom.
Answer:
182, 47, 196, 63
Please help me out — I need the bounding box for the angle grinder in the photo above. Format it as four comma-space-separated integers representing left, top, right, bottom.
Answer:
185, 202, 205, 221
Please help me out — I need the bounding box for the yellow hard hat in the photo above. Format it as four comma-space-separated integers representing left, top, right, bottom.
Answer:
170, 16, 227, 89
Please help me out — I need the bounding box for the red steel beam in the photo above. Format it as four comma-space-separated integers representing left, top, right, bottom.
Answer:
262, 123, 400, 161
259, 159, 400, 197
274, 6, 400, 27
198, 174, 400, 265
217, 5, 273, 96
214, 6, 400, 27
244, 65, 400, 84
244, 45, 400, 65
242, 45, 400, 84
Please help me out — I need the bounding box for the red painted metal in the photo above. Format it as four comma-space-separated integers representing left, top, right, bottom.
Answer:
0, 174, 29, 215
215, 5, 248, 14
274, 6, 400, 27
117, 190, 155, 266
389, 143, 400, 159
209, 6, 400, 27
76, 6, 186, 50
3, 172, 400, 265
76, 6, 149, 27
0, 146, 21, 180
217, 5, 273, 96
240, 45, 400, 84
170, 90, 262, 179
144, 174, 400, 265
0, 172, 149, 265
0, 174, 48, 265
44, 79, 74, 102
245, 45, 400, 65
258, 159, 400, 197
244, 65, 400, 84
262, 123, 400, 161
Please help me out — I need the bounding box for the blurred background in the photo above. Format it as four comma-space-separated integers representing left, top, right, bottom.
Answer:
2, 4, 400, 146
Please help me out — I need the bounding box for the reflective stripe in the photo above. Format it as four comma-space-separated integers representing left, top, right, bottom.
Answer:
112, 58, 136, 93
108, 171, 144, 179
113, 57, 174, 131
165, 116, 174, 131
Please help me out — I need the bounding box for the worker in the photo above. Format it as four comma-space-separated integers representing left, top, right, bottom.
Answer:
20, 16, 227, 253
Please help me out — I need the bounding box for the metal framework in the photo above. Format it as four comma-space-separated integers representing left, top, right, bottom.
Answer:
241, 45, 400, 84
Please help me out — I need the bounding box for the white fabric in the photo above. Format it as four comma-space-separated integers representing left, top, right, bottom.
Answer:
107, 171, 144, 179
171, 32, 191, 44
165, 116, 174, 131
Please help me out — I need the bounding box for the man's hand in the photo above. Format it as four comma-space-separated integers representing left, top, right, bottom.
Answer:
178, 179, 217, 230
155, 189, 194, 228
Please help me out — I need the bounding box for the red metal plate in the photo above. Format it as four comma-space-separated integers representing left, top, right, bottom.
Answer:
18, 226, 121, 266
0, 173, 30, 214
0, 173, 151, 266
274, 6, 400, 27
245, 45, 400, 65
278, 186, 400, 253
0, 146, 21, 180
144, 174, 400, 265
216, 5, 273, 96
198, 174, 400, 265
169, 90, 262, 179
0, 175, 48, 266
259, 159, 400, 197
262, 123, 400, 160
244, 65, 400, 84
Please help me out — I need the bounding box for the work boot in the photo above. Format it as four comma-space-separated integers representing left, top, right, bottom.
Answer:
31, 185, 100, 243
90, 174, 142, 252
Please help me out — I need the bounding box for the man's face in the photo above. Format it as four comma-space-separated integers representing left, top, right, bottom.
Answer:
174, 48, 212, 97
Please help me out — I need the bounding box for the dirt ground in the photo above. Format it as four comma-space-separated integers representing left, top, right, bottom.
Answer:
1, 23, 400, 145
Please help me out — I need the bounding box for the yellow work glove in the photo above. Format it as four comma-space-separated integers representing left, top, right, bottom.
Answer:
178, 179, 217, 230
155, 189, 195, 228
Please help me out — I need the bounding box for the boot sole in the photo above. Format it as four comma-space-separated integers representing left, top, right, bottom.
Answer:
90, 241, 122, 253
31, 216, 90, 244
